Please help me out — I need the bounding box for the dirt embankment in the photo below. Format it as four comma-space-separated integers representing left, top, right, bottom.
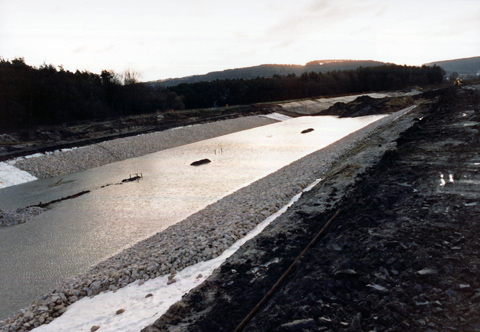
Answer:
0, 104, 278, 162
143, 85, 480, 332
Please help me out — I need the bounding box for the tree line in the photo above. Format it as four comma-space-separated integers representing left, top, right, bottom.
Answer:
0, 58, 444, 131
0, 58, 183, 131
170, 64, 444, 109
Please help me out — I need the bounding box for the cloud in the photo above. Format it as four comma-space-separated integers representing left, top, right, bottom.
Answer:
429, 12, 480, 38
101, 44, 117, 52
265, 0, 375, 48
373, 5, 388, 17
72, 46, 88, 53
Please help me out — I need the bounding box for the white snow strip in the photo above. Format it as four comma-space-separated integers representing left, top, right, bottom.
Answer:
0, 162, 37, 189
0, 147, 86, 189
15, 147, 83, 161
392, 105, 418, 122
22, 153, 46, 159
33, 178, 323, 332
261, 112, 292, 121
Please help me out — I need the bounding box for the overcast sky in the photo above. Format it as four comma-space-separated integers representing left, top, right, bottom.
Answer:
1, 0, 479, 81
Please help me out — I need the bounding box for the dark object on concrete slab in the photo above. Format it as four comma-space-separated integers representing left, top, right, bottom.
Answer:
190, 159, 211, 166
301, 128, 314, 134
121, 173, 143, 182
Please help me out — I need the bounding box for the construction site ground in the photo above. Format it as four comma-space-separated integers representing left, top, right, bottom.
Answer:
143, 85, 480, 332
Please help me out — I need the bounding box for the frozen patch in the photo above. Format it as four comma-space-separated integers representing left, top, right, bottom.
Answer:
0, 162, 37, 189
261, 113, 292, 121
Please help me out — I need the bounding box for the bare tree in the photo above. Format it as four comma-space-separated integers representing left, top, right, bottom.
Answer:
122, 67, 142, 85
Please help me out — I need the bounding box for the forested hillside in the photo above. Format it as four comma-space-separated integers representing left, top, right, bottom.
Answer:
155, 60, 387, 87
424, 56, 480, 75
0, 58, 444, 132
170, 64, 445, 109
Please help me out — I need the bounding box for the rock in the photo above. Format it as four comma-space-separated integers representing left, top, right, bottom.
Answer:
68, 295, 79, 303
367, 284, 388, 293
58, 292, 68, 303
280, 318, 316, 331
416, 268, 438, 275
23, 310, 34, 321
35, 306, 49, 313
53, 304, 65, 311
145, 293, 153, 298
116, 309, 125, 315
413, 284, 423, 294
319, 316, 332, 323
90, 281, 102, 294
91, 326, 100, 332
334, 269, 358, 277
415, 301, 430, 307
351, 312, 362, 330
459, 283, 471, 290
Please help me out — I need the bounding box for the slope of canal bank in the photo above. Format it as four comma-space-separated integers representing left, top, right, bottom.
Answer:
143, 85, 480, 332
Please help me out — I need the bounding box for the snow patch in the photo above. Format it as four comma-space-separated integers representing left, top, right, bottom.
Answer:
0, 162, 37, 189
261, 112, 292, 121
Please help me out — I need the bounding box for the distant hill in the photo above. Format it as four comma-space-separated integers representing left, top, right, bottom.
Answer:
424, 56, 480, 75
154, 60, 388, 87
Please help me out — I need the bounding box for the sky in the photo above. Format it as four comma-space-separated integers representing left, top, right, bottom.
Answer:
1, 0, 479, 82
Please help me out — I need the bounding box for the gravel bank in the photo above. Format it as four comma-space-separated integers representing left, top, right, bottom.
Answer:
0, 107, 418, 331
0, 207, 45, 227
12, 115, 277, 179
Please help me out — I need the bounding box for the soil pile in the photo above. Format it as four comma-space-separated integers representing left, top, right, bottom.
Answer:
143, 85, 480, 332
317, 95, 417, 117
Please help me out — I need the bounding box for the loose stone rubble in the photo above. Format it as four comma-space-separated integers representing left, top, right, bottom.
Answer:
0, 207, 45, 227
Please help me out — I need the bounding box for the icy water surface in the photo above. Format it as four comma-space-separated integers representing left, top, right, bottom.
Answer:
0, 115, 383, 320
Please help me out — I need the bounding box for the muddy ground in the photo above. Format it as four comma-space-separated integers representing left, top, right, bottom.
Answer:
143, 86, 480, 332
